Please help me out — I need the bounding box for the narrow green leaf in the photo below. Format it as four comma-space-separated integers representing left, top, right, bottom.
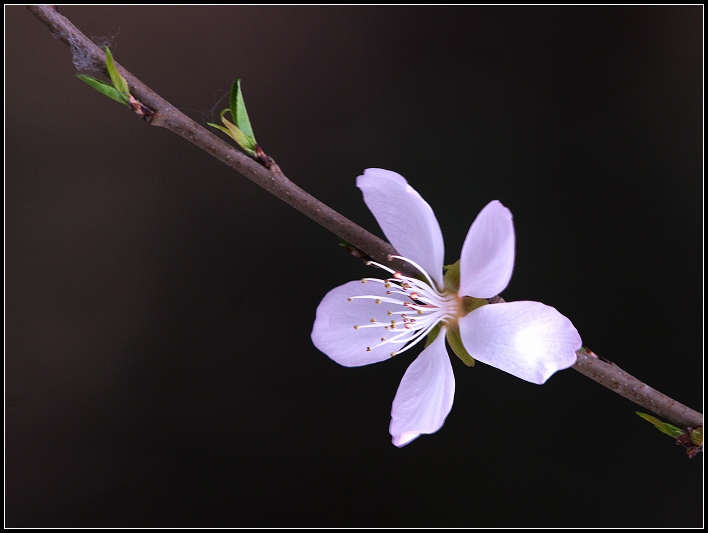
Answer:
104, 46, 130, 98
76, 74, 129, 105
216, 113, 256, 157
207, 122, 232, 136
636, 412, 685, 438
229, 79, 256, 142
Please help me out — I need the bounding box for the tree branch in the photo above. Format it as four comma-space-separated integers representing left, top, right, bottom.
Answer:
25, 5, 702, 438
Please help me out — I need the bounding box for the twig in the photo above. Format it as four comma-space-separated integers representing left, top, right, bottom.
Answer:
25, 5, 703, 435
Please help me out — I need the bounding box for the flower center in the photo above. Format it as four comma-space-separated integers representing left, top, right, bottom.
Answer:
347, 255, 459, 357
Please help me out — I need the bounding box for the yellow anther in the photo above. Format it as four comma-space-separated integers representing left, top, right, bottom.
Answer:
369, 318, 376, 323
375, 299, 381, 304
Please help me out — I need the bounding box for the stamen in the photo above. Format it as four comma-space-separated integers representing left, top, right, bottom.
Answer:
348, 254, 459, 357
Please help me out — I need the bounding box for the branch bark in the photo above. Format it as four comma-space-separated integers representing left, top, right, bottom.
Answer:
25, 5, 703, 435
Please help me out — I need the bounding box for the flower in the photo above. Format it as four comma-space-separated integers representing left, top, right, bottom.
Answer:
311, 168, 582, 447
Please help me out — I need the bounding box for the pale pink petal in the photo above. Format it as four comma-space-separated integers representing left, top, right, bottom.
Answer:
389, 332, 455, 447
458, 301, 581, 384
356, 169, 445, 287
311, 279, 413, 367
458, 200, 515, 298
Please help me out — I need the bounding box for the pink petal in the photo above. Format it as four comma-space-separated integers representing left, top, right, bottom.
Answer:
458, 200, 515, 298
458, 301, 581, 384
311, 280, 412, 367
356, 169, 445, 287
389, 332, 455, 447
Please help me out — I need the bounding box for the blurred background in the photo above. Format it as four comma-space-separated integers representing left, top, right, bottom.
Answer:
6, 5, 702, 527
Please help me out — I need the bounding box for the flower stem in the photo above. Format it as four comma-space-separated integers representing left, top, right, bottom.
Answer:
26, 5, 702, 435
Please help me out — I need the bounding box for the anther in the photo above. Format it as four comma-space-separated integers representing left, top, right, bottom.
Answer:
369, 318, 376, 323
347, 298, 352, 302
375, 299, 381, 304
353, 325, 359, 330
366, 347, 371, 352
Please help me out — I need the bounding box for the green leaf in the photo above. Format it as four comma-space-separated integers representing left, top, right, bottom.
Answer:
636, 412, 685, 438
210, 110, 256, 157
206, 122, 232, 136
76, 74, 129, 105
690, 426, 703, 446
104, 46, 130, 99
229, 79, 256, 142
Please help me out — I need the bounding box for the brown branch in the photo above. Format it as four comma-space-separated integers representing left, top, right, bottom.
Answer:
26, 5, 703, 438
25, 4, 404, 274
575, 348, 702, 428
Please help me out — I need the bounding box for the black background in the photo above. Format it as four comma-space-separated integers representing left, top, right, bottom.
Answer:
6, 5, 703, 527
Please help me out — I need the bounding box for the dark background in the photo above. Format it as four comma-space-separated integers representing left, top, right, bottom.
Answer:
6, 5, 703, 527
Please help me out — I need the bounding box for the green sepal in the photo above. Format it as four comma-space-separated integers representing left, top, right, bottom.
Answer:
636, 412, 685, 438
446, 323, 475, 366
104, 46, 130, 100
75, 74, 129, 105
230, 79, 256, 141
424, 322, 443, 348
461, 296, 487, 315
443, 260, 461, 293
